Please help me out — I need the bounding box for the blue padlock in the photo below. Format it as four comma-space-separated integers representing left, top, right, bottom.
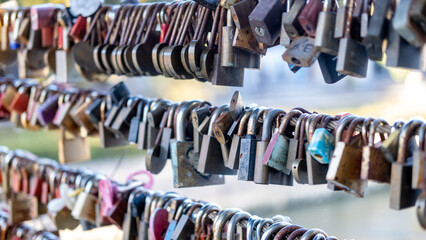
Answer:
308, 127, 335, 164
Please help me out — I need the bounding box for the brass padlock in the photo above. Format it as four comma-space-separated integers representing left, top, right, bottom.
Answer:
71, 177, 98, 223
326, 115, 368, 197
361, 118, 391, 183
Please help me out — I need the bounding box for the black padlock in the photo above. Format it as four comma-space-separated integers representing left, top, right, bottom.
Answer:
248, 0, 284, 45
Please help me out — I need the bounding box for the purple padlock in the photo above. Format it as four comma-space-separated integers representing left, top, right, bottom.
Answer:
37, 94, 59, 126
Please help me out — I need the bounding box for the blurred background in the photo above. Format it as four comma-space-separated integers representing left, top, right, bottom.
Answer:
1, 0, 426, 239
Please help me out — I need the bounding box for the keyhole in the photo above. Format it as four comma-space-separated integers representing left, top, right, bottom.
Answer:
305, 24, 312, 32
291, 58, 301, 65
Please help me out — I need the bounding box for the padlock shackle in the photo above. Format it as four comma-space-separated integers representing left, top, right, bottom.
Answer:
419, 123, 426, 152
176, 101, 201, 141
299, 228, 328, 240
226, 211, 251, 239
278, 110, 302, 136
368, 118, 389, 147
213, 209, 240, 240
261, 222, 292, 240
262, 109, 286, 141
397, 120, 424, 164
361, 117, 375, 147
246, 216, 262, 240
320, 115, 334, 128
256, 218, 274, 240
208, 104, 230, 136
195, 203, 221, 235
294, 113, 309, 139
237, 108, 255, 136
343, 117, 365, 145
247, 107, 267, 136
334, 115, 356, 144
167, 103, 179, 129
308, 114, 326, 141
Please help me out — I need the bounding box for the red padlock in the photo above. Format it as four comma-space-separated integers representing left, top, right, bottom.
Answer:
69, 16, 87, 42
30, 4, 56, 30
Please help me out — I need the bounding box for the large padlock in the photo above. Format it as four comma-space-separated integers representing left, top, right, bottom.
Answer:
238, 107, 266, 181
361, 118, 391, 183
314, 0, 340, 56
413, 123, 426, 189
326, 115, 370, 196
392, 0, 426, 48
364, 0, 391, 61
390, 119, 423, 210
248, 0, 284, 45
254, 109, 285, 184
198, 105, 237, 175
170, 101, 225, 188
71, 177, 98, 223
263, 110, 302, 175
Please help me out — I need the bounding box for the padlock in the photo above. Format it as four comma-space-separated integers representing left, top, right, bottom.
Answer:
164, 199, 194, 240
154, 103, 179, 172
71, 178, 98, 223
58, 128, 91, 164
380, 121, 405, 163
53, 93, 80, 136
254, 109, 285, 184
291, 114, 313, 185
111, 97, 140, 139
128, 100, 146, 144
314, 0, 340, 56
37, 94, 59, 127
327, 116, 368, 197
308, 115, 335, 164
386, 16, 423, 70
1, 81, 21, 112
283, 0, 306, 40
263, 110, 302, 175
287, 112, 310, 173
198, 105, 237, 175
146, 107, 172, 174
364, 0, 390, 61
30, 4, 56, 31
416, 141, 426, 229
298, 0, 323, 37
170, 101, 225, 188
413, 123, 426, 189
317, 53, 346, 84
390, 119, 423, 210
227, 108, 254, 170
192, 103, 213, 155
361, 118, 391, 183
282, 36, 320, 67
334, 0, 347, 39
123, 188, 148, 240
410, 0, 426, 33
9, 84, 31, 114
392, 0, 426, 48
170, 203, 203, 240
138, 99, 156, 150
336, 0, 368, 78
238, 108, 266, 181
305, 114, 329, 185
